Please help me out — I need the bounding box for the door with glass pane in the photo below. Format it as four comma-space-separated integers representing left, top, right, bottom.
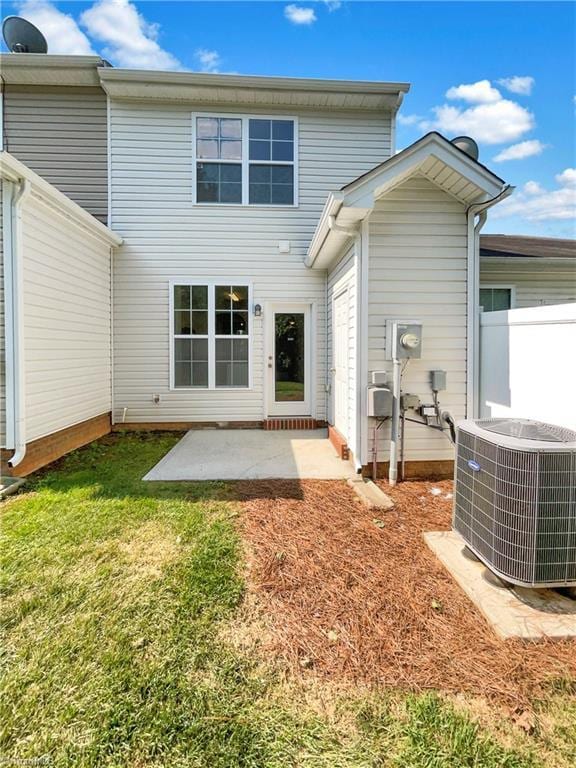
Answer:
267, 304, 311, 416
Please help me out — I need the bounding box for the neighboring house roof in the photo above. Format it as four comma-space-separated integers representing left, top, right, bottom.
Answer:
480, 235, 576, 259
307, 132, 510, 269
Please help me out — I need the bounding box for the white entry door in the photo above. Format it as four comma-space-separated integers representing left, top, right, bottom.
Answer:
333, 290, 349, 438
267, 303, 311, 416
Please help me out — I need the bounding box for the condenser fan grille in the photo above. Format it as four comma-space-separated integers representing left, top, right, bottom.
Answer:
476, 418, 576, 443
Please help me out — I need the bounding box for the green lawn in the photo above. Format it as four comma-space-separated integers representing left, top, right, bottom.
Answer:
1, 434, 573, 767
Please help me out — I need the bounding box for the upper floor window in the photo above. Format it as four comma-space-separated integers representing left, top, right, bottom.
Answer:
479, 286, 514, 312
193, 114, 297, 206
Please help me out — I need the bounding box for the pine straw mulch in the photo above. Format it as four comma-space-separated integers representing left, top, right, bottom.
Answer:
232, 478, 576, 706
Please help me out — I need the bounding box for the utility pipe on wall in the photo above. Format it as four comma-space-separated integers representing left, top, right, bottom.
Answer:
5, 177, 32, 468
388, 357, 402, 486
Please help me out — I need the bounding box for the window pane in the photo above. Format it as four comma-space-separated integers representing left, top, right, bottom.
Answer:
197, 163, 219, 182
479, 289, 492, 311
197, 183, 218, 203
232, 311, 249, 335
216, 339, 232, 361
249, 140, 270, 161
233, 338, 249, 361
191, 362, 208, 387
249, 184, 270, 205
215, 362, 232, 387
191, 285, 208, 309
216, 285, 231, 310
191, 310, 208, 335
220, 183, 242, 203
221, 140, 242, 160
233, 362, 249, 387
197, 139, 219, 159
249, 165, 270, 184
232, 285, 248, 310
272, 141, 293, 161
175, 339, 191, 361
215, 311, 231, 335
175, 361, 191, 387
249, 119, 270, 140
197, 117, 218, 138
493, 289, 512, 311
174, 310, 191, 335
220, 164, 242, 182
220, 118, 242, 139
272, 165, 293, 184
272, 120, 294, 141
174, 285, 190, 310
192, 338, 209, 361
271, 184, 294, 205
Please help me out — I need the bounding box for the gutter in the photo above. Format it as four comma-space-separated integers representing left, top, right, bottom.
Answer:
465, 184, 514, 418
304, 193, 344, 268
4, 177, 32, 468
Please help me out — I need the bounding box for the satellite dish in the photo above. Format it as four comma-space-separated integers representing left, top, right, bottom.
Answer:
3, 16, 48, 54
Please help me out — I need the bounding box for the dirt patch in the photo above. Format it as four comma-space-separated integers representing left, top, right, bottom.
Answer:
234, 478, 576, 705
117, 521, 181, 580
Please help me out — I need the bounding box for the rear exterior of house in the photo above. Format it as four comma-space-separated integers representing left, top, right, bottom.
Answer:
1, 56, 542, 479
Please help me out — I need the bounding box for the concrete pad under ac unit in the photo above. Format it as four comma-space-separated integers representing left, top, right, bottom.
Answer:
424, 530, 576, 640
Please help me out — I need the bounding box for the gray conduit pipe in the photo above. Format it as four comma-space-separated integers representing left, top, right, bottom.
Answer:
388, 357, 402, 486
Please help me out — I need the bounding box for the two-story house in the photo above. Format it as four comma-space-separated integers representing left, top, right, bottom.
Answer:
2, 52, 567, 480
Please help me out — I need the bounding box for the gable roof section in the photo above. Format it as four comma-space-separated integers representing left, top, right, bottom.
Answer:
480, 234, 576, 260
306, 132, 509, 269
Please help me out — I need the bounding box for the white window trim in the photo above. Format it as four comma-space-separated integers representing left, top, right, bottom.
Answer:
191, 111, 299, 208
169, 279, 253, 390
479, 284, 516, 312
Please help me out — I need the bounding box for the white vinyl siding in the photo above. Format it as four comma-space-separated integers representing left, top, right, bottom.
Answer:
327, 242, 357, 447
480, 260, 576, 308
109, 101, 392, 424
21, 195, 112, 442
3, 86, 108, 223
0, 182, 5, 446
366, 174, 468, 463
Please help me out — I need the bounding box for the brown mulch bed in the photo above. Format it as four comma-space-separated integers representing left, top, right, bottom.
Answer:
233, 478, 576, 705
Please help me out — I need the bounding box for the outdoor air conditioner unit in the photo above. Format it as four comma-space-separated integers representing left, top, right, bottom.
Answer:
453, 418, 576, 588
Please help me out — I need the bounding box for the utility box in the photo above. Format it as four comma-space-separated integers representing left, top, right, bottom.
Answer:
371, 370, 388, 385
385, 320, 423, 360
367, 386, 392, 418
430, 369, 447, 392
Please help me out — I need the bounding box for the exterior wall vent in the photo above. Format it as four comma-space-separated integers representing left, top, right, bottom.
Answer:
453, 418, 576, 588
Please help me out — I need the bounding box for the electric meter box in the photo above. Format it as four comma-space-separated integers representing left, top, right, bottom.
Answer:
367, 386, 392, 418
385, 320, 423, 360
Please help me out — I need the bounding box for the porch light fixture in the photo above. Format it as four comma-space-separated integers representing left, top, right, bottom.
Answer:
254, 303, 262, 317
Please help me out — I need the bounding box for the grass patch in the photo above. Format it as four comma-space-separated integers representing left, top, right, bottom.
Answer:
1, 433, 572, 766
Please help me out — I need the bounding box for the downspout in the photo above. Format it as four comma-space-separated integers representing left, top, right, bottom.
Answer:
465, 184, 513, 419
6, 177, 32, 468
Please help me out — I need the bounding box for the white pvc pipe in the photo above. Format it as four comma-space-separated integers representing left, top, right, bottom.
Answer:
7, 178, 32, 468
388, 357, 401, 486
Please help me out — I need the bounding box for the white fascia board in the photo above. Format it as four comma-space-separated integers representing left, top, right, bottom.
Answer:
99, 68, 410, 109
1, 152, 122, 247
305, 193, 344, 268
0, 54, 104, 86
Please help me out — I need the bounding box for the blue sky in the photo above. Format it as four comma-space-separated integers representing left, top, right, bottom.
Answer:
4, 1, 576, 236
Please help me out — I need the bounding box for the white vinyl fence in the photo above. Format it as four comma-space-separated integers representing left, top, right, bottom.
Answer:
479, 303, 576, 430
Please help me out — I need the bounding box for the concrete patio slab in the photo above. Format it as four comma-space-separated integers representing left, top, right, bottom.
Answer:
143, 429, 356, 481
424, 530, 576, 640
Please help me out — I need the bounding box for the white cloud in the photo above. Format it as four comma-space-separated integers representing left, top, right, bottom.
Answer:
498, 76, 535, 95
324, 0, 342, 9
493, 169, 576, 222
556, 168, 576, 187
523, 181, 544, 195
397, 113, 422, 126
421, 99, 534, 145
16, 0, 95, 55
446, 79, 501, 104
195, 48, 220, 74
284, 5, 317, 25
493, 139, 547, 162
80, 0, 181, 70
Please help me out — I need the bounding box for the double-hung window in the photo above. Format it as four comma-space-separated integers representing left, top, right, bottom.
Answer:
194, 114, 296, 206
172, 283, 250, 389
